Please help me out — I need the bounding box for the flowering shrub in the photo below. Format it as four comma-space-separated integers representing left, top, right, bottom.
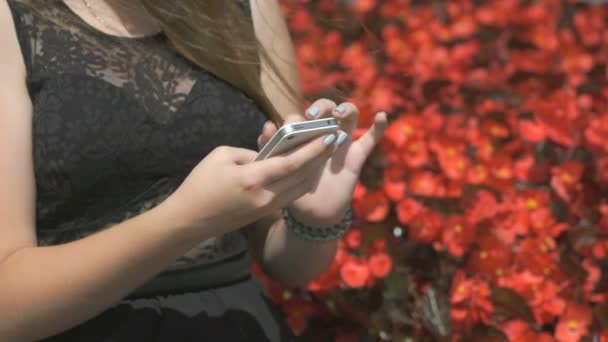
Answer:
254, 0, 608, 340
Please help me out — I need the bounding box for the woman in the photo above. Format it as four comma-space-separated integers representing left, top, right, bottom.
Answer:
0, 0, 387, 340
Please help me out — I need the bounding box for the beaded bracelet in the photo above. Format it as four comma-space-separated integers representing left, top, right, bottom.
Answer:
282, 205, 353, 242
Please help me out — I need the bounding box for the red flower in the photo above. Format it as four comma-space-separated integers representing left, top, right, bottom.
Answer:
344, 228, 362, 249
481, 119, 510, 139
501, 320, 556, 342
450, 270, 494, 330
441, 215, 476, 257
466, 233, 512, 278
528, 207, 568, 238
465, 190, 499, 224
340, 258, 370, 288
555, 303, 592, 342
530, 280, 567, 325
396, 198, 425, 224
384, 114, 424, 148
368, 252, 393, 278
551, 161, 584, 202
289, 9, 314, 32
281, 297, 322, 335
383, 166, 408, 201
467, 163, 489, 184
402, 137, 430, 168
519, 119, 547, 142
354, 190, 390, 223
585, 113, 608, 152
491, 210, 529, 245
308, 247, 349, 293
408, 210, 442, 243
409, 171, 444, 197
284, 0, 608, 338
516, 238, 559, 277
352, 0, 375, 14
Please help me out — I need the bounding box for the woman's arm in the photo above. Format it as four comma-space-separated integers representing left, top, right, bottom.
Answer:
247, 0, 339, 287
0, 198, 207, 341
0, 3, 214, 340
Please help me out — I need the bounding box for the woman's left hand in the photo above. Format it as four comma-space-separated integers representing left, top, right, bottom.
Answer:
257, 99, 388, 227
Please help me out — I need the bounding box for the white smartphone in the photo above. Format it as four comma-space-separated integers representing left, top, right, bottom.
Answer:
254, 117, 339, 161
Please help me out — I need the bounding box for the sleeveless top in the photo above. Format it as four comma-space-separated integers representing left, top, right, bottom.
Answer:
7, 0, 268, 297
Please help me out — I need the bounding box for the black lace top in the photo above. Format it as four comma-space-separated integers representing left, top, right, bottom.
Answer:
7, 0, 267, 296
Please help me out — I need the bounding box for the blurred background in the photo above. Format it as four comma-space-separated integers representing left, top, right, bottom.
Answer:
253, 0, 608, 341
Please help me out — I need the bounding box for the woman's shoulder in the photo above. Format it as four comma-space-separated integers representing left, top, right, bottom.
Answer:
6, 0, 60, 25
1, 0, 28, 76
6, 0, 38, 14
4, 0, 53, 31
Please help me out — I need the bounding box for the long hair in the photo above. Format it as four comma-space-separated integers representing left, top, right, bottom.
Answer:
139, 0, 300, 126
27, 0, 301, 125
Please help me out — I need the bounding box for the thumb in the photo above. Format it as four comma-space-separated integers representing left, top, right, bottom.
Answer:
225, 147, 258, 165
354, 112, 388, 158
257, 121, 278, 151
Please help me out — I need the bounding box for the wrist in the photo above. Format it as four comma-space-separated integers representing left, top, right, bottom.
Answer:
156, 193, 216, 241
285, 204, 348, 227
282, 204, 353, 242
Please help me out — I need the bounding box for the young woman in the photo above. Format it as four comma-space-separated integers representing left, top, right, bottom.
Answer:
0, 0, 387, 340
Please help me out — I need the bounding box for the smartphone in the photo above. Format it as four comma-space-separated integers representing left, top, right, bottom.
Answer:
254, 117, 339, 161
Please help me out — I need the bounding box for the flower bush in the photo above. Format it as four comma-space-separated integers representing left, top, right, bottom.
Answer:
254, 0, 608, 340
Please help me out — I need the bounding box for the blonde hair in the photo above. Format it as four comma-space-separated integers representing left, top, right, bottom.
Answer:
28, 0, 302, 126
140, 0, 301, 125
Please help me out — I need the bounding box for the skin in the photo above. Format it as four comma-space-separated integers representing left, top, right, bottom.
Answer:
248, 0, 388, 286
0, 0, 387, 340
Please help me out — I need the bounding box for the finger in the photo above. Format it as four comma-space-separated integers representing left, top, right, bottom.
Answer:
328, 129, 349, 171
333, 102, 359, 135
248, 133, 337, 184
263, 156, 323, 196
268, 155, 332, 207
305, 98, 337, 119
258, 121, 278, 150
283, 114, 306, 125
272, 174, 318, 208
353, 112, 388, 157
225, 146, 259, 165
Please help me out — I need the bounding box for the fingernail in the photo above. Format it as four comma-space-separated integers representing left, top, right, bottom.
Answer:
336, 104, 346, 113
336, 132, 348, 145
307, 106, 320, 117
324, 134, 336, 145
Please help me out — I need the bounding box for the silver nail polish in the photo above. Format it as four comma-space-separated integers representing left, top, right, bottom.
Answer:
336, 132, 348, 145
324, 134, 336, 145
307, 106, 320, 117
336, 105, 346, 113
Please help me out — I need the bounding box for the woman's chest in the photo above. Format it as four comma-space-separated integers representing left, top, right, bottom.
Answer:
29, 67, 267, 198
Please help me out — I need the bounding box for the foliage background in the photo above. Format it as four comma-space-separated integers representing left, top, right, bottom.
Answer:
253, 0, 608, 340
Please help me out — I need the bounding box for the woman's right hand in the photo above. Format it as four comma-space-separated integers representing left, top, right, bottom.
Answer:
164, 133, 339, 238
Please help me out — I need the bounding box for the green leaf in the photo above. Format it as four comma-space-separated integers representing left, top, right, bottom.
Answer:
465, 324, 509, 342
384, 271, 408, 300
490, 287, 536, 324
559, 250, 588, 283
594, 259, 608, 293
419, 287, 452, 339
594, 304, 608, 330
567, 220, 597, 250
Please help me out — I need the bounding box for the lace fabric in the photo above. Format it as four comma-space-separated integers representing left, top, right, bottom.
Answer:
7, 0, 267, 272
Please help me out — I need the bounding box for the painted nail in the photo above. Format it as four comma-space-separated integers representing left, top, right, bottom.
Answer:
336, 132, 349, 145
324, 134, 336, 145
336, 104, 346, 113
307, 106, 320, 117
